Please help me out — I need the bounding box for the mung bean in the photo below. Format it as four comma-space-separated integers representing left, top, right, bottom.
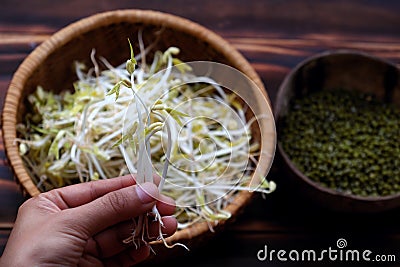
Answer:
280, 89, 400, 197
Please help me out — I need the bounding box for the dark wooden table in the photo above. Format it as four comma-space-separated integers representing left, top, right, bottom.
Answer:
1, 1, 400, 266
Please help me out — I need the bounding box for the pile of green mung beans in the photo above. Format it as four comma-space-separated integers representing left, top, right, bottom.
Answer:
280, 89, 400, 197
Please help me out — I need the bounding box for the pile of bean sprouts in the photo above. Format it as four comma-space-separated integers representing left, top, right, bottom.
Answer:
17, 39, 276, 248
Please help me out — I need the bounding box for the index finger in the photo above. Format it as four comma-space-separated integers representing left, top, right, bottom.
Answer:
70, 182, 160, 236
44, 174, 162, 209
46, 175, 136, 209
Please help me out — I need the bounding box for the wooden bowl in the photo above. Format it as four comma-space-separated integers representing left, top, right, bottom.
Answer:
2, 9, 276, 261
275, 50, 400, 213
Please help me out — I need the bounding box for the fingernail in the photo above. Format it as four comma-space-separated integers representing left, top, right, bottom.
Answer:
136, 182, 158, 204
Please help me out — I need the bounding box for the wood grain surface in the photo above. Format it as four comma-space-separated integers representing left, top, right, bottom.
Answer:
0, 1, 399, 266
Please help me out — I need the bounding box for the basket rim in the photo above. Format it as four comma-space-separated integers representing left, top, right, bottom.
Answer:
2, 9, 276, 245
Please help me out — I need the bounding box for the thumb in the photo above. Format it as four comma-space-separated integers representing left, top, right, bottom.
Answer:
64, 182, 160, 237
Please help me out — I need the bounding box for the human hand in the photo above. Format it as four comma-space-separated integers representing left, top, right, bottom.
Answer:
0, 175, 177, 267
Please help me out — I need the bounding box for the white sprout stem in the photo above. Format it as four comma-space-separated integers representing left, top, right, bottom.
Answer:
138, 29, 146, 70
160, 118, 172, 191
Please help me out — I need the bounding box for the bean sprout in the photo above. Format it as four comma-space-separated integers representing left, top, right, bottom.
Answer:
17, 38, 276, 249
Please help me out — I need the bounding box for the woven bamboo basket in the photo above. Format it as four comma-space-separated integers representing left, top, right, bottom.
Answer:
2, 9, 276, 262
